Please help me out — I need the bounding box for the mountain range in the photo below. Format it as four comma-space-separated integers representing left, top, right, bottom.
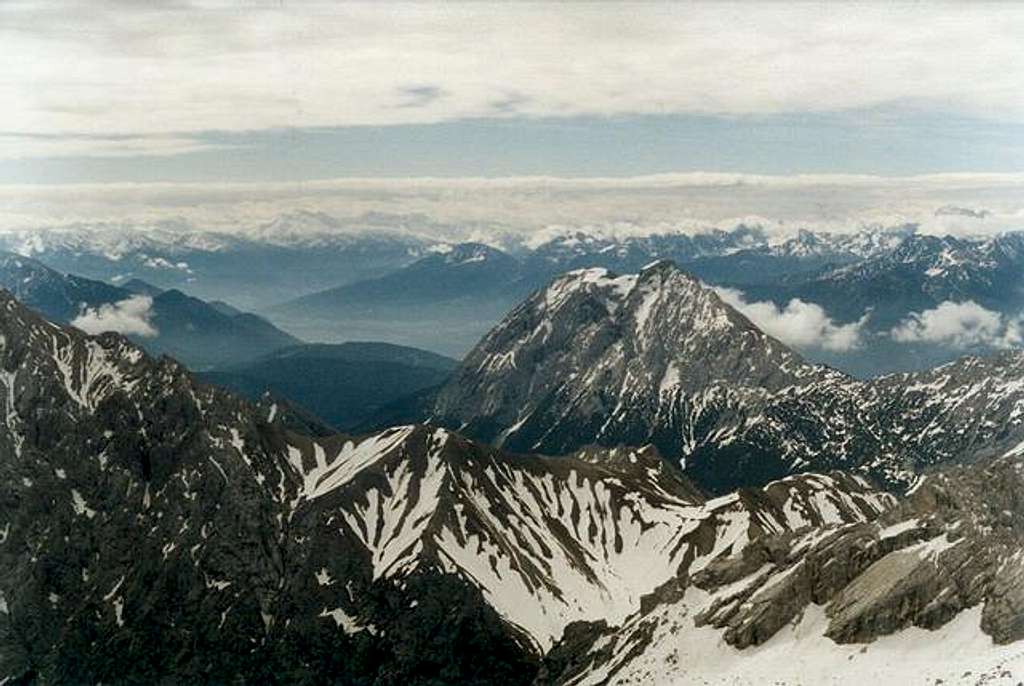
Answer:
0, 285, 1021, 683
7, 219, 1024, 376
0, 250, 461, 428
0, 251, 299, 369
257, 224, 1024, 375
745, 231, 1024, 324
0, 214, 431, 311
257, 225, 912, 360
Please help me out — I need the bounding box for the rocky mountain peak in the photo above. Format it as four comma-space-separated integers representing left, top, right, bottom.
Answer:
432, 259, 1024, 494
441, 241, 505, 265
432, 261, 820, 467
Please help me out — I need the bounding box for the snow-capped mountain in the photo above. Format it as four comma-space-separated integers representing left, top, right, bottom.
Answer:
10, 219, 1021, 373
290, 428, 898, 649
523, 225, 767, 272
747, 231, 1024, 327
432, 261, 1024, 493
763, 226, 915, 260
2, 287, 1021, 684
0, 289, 899, 683
523, 225, 911, 287
0, 219, 233, 259
0, 217, 433, 310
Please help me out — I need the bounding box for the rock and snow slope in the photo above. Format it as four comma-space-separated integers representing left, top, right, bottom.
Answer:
0, 287, 1022, 684
433, 261, 1024, 493
289, 429, 892, 650
540, 456, 1024, 685
0, 288, 895, 683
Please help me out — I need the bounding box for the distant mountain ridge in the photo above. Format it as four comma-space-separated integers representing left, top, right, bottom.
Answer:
261, 225, 1024, 372
744, 231, 1024, 326
0, 216, 433, 310
280, 242, 522, 310
7, 220, 1024, 374
0, 251, 299, 369
146, 288, 300, 369
266, 242, 531, 356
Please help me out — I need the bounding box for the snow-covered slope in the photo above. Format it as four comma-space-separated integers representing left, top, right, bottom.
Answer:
542, 455, 1024, 685
286, 427, 892, 649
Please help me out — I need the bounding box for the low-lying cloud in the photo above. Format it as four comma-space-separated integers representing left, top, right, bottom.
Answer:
3, 172, 1024, 244
890, 300, 1022, 349
71, 296, 158, 338
714, 287, 867, 352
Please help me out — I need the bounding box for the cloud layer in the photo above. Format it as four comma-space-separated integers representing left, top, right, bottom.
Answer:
2, 173, 1023, 242
714, 288, 868, 352
890, 301, 1023, 350
71, 296, 158, 338
3, 2, 1024, 154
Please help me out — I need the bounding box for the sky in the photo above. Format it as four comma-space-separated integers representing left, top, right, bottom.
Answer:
2, 1, 1024, 183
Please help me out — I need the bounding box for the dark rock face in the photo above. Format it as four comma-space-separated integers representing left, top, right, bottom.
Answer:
0, 291, 534, 684
0, 251, 127, 322
432, 261, 1024, 494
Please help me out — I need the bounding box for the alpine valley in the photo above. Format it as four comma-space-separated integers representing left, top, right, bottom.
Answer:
1, 246, 1023, 684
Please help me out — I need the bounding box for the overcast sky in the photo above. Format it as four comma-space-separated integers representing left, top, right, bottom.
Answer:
3, 1, 1024, 183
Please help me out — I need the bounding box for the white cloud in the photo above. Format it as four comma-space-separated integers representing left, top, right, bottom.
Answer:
138, 255, 192, 273
714, 287, 867, 352
71, 295, 158, 338
2, 3, 1024, 145
890, 301, 1023, 349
